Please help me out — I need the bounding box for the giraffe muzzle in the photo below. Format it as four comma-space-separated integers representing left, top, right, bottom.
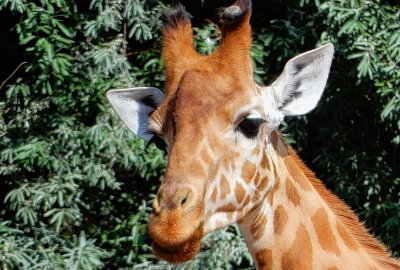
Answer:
148, 184, 205, 263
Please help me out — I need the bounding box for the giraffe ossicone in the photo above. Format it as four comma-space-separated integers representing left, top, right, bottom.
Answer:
107, 0, 400, 269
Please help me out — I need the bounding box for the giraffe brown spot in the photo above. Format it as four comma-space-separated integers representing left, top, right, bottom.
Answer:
295, 174, 312, 191
251, 194, 258, 203
260, 154, 270, 170
251, 213, 267, 240
216, 203, 236, 212
241, 161, 256, 184
271, 131, 279, 149
235, 183, 246, 204
327, 267, 339, 270
336, 221, 359, 250
219, 175, 231, 200
211, 187, 218, 203
200, 147, 212, 164
267, 176, 280, 205
257, 176, 269, 191
311, 208, 341, 256
281, 224, 313, 270
255, 249, 273, 270
277, 139, 289, 158
274, 205, 288, 235
285, 178, 301, 206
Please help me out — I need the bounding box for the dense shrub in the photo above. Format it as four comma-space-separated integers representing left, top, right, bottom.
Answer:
0, 0, 398, 269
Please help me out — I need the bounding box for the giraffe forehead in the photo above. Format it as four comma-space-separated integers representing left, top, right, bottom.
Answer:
172, 69, 258, 123
150, 69, 264, 138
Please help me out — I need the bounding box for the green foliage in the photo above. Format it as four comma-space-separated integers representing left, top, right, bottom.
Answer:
319, 0, 400, 145
0, 0, 398, 269
0, 0, 166, 268
316, 0, 400, 254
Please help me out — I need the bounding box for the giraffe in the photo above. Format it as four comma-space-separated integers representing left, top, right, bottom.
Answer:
106, 0, 400, 269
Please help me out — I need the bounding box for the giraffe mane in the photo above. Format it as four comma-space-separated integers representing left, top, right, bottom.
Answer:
287, 146, 400, 270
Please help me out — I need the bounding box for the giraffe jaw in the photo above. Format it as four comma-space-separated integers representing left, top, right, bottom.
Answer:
151, 223, 204, 264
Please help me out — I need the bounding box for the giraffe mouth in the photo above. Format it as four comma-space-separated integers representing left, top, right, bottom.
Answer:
151, 223, 204, 264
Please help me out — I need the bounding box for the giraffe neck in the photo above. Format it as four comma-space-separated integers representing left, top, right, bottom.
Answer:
238, 135, 399, 270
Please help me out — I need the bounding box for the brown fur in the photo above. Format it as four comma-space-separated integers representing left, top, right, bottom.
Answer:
281, 223, 314, 270
288, 146, 400, 270
241, 161, 257, 184
261, 153, 270, 170
152, 222, 203, 263
311, 208, 341, 256
235, 182, 246, 204
216, 203, 236, 212
267, 175, 280, 205
285, 177, 301, 206
256, 248, 273, 269
219, 175, 231, 200
257, 176, 269, 191
274, 205, 288, 235
160, 1, 253, 104
336, 220, 359, 250
161, 5, 203, 96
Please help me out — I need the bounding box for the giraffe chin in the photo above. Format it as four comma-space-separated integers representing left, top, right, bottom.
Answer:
151, 224, 204, 264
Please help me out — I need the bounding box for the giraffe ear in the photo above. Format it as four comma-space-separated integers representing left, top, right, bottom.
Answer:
106, 87, 164, 141
270, 43, 334, 116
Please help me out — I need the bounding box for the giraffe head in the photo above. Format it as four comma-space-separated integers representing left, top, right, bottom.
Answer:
107, 0, 334, 264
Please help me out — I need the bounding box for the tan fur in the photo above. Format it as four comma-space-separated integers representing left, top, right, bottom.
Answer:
220, 175, 231, 200
242, 161, 257, 183
255, 249, 273, 269
281, 224, 313, 270
311, 208, 341, 256
285, 177, 301, 206
288, 146, 400, 270
235, 182, 246, 204
273, 205, 288, 236
145, 1, 400, 268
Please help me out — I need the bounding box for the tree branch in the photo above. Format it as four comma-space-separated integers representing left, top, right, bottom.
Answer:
0, 62, 27, 91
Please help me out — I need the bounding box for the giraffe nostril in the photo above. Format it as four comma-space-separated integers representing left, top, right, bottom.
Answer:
180, 190, 194, 211
155, 185, 195, 212
180, 195, 188, 206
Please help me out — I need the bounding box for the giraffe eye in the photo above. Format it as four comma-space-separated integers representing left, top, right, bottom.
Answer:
238, 118, 265, 139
